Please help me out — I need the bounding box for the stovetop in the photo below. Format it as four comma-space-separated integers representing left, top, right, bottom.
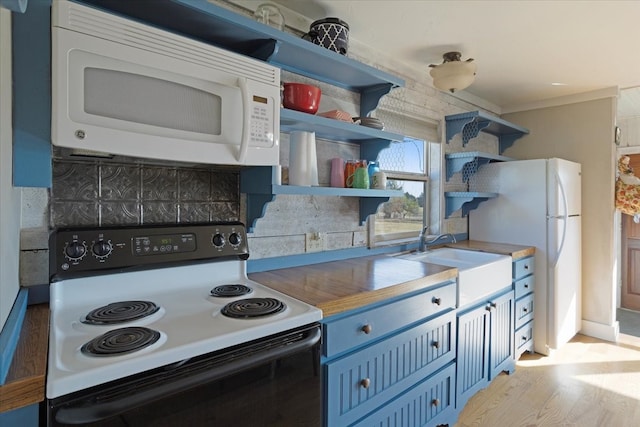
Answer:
47, 223, 322, 399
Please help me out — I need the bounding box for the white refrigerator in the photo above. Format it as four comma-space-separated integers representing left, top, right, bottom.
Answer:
469, 158, 581, 356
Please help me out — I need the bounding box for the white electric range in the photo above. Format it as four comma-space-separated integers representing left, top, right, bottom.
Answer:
47, 223, 322, 426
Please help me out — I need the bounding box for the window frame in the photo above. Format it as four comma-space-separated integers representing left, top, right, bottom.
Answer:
368, 139, 430, 247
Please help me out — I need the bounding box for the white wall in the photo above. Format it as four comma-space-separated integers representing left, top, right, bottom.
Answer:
0, 8, 22, 330
503, 96, 619, 341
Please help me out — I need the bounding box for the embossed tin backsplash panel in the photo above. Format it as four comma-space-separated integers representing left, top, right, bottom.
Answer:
50, 159, 239, 227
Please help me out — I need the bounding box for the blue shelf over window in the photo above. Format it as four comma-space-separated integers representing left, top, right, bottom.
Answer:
445, 151, 513, 182
444, 192, 498, 218
241, 167, 402, 231
445, 111, 529, 154
76, 0, 405, 116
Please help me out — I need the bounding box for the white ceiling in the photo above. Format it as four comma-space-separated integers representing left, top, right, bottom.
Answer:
259, 0, 640, 114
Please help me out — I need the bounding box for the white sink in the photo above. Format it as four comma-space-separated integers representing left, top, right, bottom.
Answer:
398, 248, 512, 307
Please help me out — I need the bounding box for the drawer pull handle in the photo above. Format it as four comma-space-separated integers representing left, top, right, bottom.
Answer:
432, 341, 440, 349
523, 307, 529, 313
432, 398, 440, 407
432, 297, 442, 305
524, 284, 529, 288
522, 335, 528, 341
361, 324, 372, 334
360, 378, 371, 389
524, 264, 529, 270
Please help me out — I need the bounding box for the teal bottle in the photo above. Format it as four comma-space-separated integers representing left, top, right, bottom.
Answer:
367, 161, 380, 188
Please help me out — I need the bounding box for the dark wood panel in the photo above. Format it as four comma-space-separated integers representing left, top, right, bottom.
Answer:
625, 210, 640, 239
624, 246, 640, 310
0, 304, 49, 412
622, 214, 640, 310
628, 153, 640, 175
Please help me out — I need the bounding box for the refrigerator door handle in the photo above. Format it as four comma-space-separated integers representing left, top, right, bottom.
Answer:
551, 170, 569, 267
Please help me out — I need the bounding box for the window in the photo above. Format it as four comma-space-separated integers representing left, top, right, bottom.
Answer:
369, 137, 429, 245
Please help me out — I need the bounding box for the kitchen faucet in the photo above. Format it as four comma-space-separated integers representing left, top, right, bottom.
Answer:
418, 227, 457, 252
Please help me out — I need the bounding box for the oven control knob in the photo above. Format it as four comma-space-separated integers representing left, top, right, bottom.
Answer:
65, 241, 87, 261
212, 233, 225, 248
228, 232, 242, 247
92, 240, 113, 258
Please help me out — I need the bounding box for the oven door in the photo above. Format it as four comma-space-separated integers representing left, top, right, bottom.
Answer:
48, 324, 321, 427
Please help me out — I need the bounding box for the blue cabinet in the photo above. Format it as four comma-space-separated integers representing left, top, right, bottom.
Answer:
12, 0, 52, 187
321, 281, 458, 427
455, 287, 514, 410
513, 256, 535, 359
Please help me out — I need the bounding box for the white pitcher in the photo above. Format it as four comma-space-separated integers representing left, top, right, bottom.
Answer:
289, 131, 318, 186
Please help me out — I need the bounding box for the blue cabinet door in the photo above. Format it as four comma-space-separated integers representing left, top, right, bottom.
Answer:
455, 304, 489, 410
489, 290, 515, 379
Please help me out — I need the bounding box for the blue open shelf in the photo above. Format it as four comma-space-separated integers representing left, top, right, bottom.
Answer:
445, 151, 513, 182
444, 192, 498, 218
241, 167, 403, 231
445, 111, 529, 154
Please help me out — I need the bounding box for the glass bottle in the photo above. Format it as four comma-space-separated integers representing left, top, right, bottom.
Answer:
368, 161, 380, 188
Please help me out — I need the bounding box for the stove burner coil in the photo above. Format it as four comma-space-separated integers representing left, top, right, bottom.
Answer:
82, 301, 160, 325
81, 327, 161, 357
210, 284, 253, 297
221, 298, 286, 318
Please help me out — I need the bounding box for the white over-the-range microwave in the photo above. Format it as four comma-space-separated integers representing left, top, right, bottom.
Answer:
51, 0, 280, 166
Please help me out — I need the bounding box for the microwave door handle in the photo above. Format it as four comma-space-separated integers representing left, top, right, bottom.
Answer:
237, 77, 250, 163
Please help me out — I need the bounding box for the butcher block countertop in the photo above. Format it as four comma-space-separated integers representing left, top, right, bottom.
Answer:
0, 304, 49, 413
446, 240, 535, 260
249, 255, 457, 317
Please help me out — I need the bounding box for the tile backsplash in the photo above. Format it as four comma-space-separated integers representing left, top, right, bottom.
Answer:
50, 158, 240, 227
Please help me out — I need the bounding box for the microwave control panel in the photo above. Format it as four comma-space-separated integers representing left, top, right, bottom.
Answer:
250, 95, 276, 147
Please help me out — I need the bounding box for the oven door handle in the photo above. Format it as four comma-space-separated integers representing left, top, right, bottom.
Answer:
55, 326, 321, 425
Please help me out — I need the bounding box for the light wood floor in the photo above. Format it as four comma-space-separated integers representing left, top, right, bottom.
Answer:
456, 333, 640, 426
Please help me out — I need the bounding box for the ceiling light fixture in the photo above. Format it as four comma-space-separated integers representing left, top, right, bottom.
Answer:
429, 51, 476, 93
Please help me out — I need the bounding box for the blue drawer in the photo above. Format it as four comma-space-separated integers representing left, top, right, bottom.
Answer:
352, 362, 457, 427
515, 293, 534, 329
515, 320, 534, 359
513, 256, 534, 280
323, 281, 456, 358
514, 275, 534, 299
325, 311, 456, 427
